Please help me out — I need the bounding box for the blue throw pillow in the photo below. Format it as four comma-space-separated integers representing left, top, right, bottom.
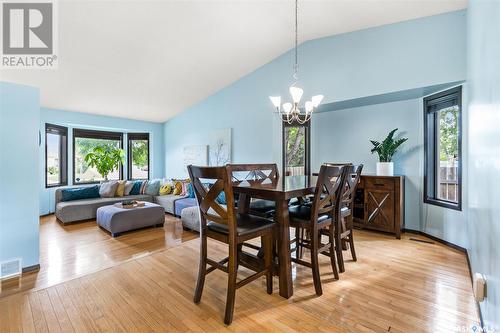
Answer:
145, 180, 161, 196
216, 191, 226, 205
187, 183, 195, 198
61, 186, 100, 202
130, 181, 142, 195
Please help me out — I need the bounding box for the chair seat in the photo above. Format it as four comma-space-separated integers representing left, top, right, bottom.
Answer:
207, 213, 276, 236
288, 205, 330, 223
249, 199, 276, 217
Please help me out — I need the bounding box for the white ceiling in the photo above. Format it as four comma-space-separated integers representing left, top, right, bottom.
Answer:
1, 0, 467, 123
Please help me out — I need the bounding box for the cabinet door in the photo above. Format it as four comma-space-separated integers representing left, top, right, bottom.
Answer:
365, 189, 395, 232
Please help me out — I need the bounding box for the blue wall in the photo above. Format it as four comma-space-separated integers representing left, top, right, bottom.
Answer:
0, 82, 40, 269
163, 11, 468, 245
39, 108, 165, 215
467, 0, 500, 329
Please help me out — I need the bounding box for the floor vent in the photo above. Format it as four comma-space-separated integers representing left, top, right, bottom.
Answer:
409, 238, 435, 245
0, 259, 22, 279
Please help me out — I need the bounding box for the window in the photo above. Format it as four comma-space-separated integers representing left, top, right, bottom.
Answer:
282, 121, 310, 176
424, 86, 462, 210
45, 124, 68, 187
128, 133, 149, 180
73, 129, 123, 184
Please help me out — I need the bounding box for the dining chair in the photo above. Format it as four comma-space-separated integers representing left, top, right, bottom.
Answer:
288, 164, 348, 296
188, 165, 275, 325
228, 163, 279, 218
323, 163, 363, 272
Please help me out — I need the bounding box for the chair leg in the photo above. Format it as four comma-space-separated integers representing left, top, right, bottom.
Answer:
310, 229, 323, 296
263, 233, 273, 294
335, 224, 345, 273
194, 230, 207, 304
328, 226, 339, 280
224, 242, 238, 325
294, 227, 300, 259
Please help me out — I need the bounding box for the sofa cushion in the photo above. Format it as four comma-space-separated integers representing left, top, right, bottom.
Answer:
174, 198, 197, 216
56, 194, 153, 224
61, 185, 100, 202
154, 194, 184, 214
100, 181, 119, 198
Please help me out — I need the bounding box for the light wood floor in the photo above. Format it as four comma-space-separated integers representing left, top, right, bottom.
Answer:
0, 214, 196, 298
0, 215, 480, 332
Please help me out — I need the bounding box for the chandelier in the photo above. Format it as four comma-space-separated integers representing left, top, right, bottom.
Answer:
269, 0, 323, 124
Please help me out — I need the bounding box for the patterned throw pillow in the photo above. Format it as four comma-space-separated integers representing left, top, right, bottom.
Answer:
139, 180, 148, 194
172, 181, 183, 195
115, 180, 126, 197
180, 180, 190, 196
130, 181, 142, 195
124, 181, 135, 195
186, 182, 195, 198
159, 183, 172, 195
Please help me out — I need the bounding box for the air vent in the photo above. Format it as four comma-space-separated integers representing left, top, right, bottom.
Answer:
0, 259, 22, 279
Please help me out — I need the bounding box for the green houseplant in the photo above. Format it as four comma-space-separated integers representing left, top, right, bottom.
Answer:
84, 146, 125, 181
370, 128, 408, 176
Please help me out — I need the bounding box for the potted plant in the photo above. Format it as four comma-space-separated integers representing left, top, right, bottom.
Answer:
370, 128, 408, 176
84, 146, 125, 181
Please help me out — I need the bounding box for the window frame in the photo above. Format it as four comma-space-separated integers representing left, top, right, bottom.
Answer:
282, 120, 311, 177
127, 133, 150, 180
45, 123, 68, 188
72, 128, 124, 185
423, 86, 462, 211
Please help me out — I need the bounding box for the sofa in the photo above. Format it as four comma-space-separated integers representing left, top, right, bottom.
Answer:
55, 184, 188, 224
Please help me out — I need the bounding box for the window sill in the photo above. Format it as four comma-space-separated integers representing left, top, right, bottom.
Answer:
424, 198, 462, 211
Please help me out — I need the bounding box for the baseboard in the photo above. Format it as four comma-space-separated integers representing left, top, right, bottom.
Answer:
402, 228, 466, 253
403, 228, 484, 329
22, 264, 40, 273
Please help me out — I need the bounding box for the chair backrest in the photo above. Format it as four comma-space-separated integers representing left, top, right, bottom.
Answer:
310, 164, 348, 224
325, 163, 363, 206
187, 165, 237, 233
228, 164, 279, 183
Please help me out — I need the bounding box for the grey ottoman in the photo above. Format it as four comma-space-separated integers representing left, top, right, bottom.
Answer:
97, 202, 165, 237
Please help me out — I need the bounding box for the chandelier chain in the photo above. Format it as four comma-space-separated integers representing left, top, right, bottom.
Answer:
293, 0, 298, 81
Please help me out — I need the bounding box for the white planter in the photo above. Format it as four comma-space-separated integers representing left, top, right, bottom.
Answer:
376, 162, 394, 176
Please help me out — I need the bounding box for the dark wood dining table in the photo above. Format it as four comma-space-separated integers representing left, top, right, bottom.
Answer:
232, 175, 318, 299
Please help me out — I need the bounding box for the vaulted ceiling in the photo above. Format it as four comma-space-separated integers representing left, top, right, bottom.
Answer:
1, 0, 467, 122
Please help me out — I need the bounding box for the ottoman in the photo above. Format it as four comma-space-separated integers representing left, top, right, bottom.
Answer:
96, 202, 165, 237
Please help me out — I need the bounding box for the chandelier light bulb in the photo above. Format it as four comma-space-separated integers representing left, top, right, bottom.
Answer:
311, 94, 324, 108
305, 101, 313, 113
269, 96, 281, 108
289, 86, 304, 103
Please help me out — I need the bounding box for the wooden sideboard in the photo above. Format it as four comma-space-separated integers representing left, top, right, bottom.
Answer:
352, 175, 404, 239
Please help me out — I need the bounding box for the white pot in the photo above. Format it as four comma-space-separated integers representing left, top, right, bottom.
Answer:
376, 162, 394, 176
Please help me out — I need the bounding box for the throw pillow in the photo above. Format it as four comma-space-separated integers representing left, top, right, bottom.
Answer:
115, 180, 126, 197
180, 179, 190, 196
159, 183, 172, 195
99, 181, 119, 198
140, 180, 148, 194
61, 185, 100, 202
130, 180, 142, 195
124, 181, 134, 195
145, 179, 161, 196
172, 181, 183, 195
186, 182, 195, 198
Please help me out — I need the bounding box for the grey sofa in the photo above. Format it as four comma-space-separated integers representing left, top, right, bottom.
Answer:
55, 187, 186, 224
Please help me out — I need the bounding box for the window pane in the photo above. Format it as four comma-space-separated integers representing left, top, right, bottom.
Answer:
74, 137, 121, 183
130, 139, 149, 179
46, 133, 61, 185
437, 106, 459, 203
284, 126, 306, 176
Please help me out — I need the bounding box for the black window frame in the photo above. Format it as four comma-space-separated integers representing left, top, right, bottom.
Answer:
282, 120, 311, 177
127, 133, 150, 180
423, 86, 462, 211
72, 128, 124, 185
45, 123, 68, 188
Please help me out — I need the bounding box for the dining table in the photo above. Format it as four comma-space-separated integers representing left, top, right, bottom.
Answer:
232, 174, 318, 299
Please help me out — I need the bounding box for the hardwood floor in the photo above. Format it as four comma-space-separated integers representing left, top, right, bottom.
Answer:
0, 215, 480, 332
0, 214, 196, 298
